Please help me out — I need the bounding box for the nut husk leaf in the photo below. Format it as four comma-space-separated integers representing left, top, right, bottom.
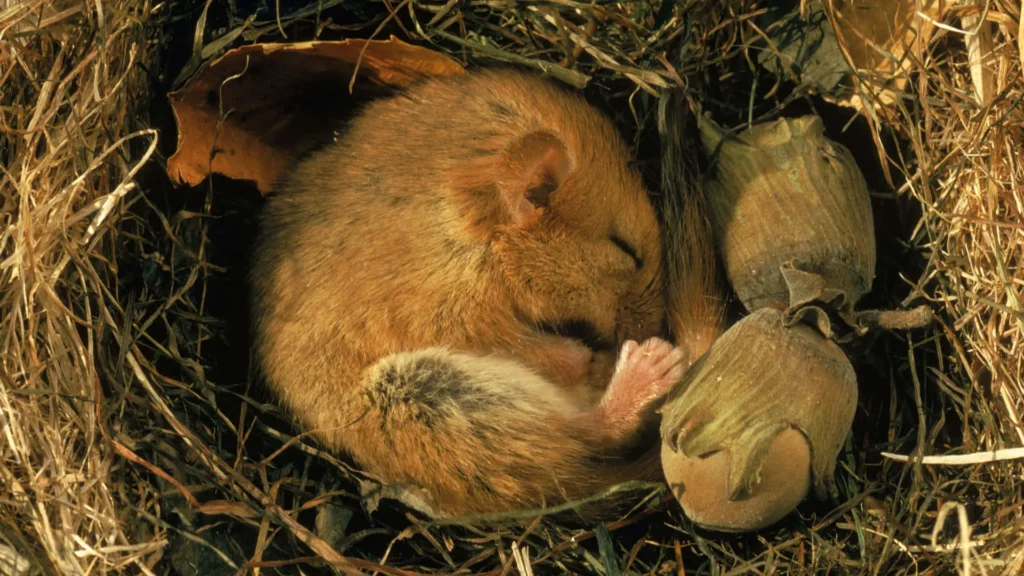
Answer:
700, 115, 876, 316
660, 308, 857, 502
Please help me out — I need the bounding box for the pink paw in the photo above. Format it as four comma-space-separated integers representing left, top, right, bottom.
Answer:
595, 338, 686, 439
613, 338, 686, 400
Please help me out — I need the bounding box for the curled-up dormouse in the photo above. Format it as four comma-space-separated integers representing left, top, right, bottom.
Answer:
250, 70, 724, 516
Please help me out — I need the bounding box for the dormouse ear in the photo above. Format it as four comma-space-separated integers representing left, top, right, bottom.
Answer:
498, 130, 571, 227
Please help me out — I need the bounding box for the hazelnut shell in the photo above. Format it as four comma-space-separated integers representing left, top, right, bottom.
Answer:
661, 428, 810, 532
700, 115, 876, 315
660, 308, 857, 531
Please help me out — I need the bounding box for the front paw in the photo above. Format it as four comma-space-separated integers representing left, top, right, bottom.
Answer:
590, 338, 686, 442
659, 309, 857, 531
605, 337, 686, 409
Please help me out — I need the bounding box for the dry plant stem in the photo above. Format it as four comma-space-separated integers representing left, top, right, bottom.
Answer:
127, 505, 236, 571
528, 6, 669, 94
881, 446, 1024, 465
905, 334, 928, 513
0, 544, 30, 576
349, 0, 412, 93
422, 481, 664, 527
826, 0, 1024, 561
856, 305, 935, 331
0, 1, 166, 573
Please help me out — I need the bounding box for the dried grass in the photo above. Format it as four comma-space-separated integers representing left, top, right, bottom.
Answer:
0, 0, 1021, 574
0, 0, 163, 573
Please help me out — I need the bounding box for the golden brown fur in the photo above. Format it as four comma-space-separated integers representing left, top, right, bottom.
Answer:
250, 70, 718, 516
657, 92, 727, 367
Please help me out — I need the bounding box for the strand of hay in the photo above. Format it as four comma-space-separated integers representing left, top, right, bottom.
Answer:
0, 1, 160, 573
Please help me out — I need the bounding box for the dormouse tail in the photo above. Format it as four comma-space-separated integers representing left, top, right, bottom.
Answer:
344, 348, 667, 517
656, 92, 727, 366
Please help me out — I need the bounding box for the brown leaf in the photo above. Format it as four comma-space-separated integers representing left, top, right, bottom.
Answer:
828, 0, 946, 113
167, 36, 465, 193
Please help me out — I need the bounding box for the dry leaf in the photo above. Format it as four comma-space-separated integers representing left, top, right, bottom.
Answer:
315, 501, 354, 550
167, 37, 465, 193
829, 0, 947, 113
762, 1, 950, 119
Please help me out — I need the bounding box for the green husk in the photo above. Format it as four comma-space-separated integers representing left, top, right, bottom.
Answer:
660, 308, 858, 502
700, 115, 876, 320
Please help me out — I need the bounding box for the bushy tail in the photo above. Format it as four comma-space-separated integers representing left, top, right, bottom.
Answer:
656, 92, 727, 366
347, 348, 664, 518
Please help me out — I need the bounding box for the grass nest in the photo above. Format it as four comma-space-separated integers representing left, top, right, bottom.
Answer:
1, 0, 1022, 574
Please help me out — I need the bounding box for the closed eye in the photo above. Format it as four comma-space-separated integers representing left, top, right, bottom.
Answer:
610, 235, 643, 269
